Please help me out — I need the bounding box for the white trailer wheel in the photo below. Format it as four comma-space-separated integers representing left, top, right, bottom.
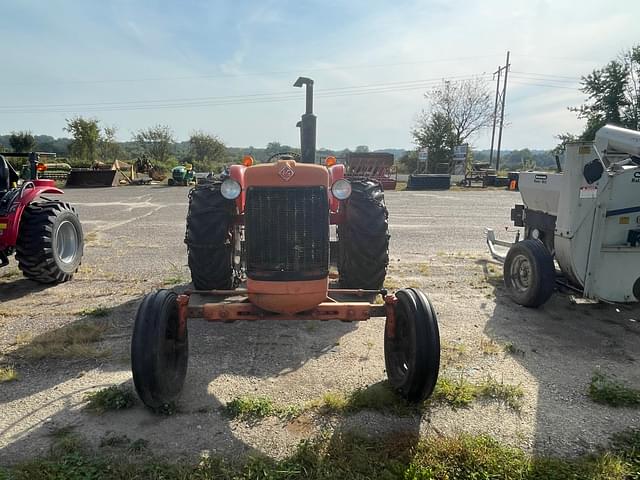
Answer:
504, 240, 555, 308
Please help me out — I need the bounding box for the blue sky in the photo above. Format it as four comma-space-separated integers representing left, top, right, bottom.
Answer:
1, 0, 639, 150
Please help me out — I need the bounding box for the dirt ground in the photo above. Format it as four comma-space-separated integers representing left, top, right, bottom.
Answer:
1, 185, 639, 465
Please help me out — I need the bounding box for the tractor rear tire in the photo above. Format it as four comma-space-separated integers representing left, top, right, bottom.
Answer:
16, 201, 83, 284
185, 183, 235, 290
131, 290, 188, 410
504, 239, 555, 308
337, 179, 389, 289
385, 288, 440, 402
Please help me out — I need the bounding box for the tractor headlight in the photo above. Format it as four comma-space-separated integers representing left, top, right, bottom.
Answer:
220, 179, 241, 199
331, 179, 352, 200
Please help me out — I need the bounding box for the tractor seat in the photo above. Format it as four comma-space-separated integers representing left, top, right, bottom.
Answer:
0, 155, 20, 194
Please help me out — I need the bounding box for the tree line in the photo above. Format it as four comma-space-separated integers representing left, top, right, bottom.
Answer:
0, 121, 379, 173
0, 119, 231, 173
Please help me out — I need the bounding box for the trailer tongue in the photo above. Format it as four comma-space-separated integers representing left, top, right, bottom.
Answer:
488, 124, 640, 307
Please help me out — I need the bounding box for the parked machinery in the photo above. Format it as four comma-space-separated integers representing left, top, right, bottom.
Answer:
0, 152, 83, 283
344, 152, 397, 190
168, 164, 195, 186
131, 77, 441, 409
487, 125, 640, 307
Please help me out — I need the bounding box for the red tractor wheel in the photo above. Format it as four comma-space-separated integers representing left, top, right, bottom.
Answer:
131, 290, 188, 409
15, 201, 83, 283
384, 288, 440, 402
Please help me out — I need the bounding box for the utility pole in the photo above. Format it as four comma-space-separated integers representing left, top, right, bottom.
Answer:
488, 66, 502, 166
495, 51, 510, 172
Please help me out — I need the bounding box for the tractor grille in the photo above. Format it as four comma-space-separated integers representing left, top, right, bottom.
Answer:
245, 186, 329, 281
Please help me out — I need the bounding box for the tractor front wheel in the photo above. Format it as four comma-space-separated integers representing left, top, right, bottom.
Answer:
16, 201, 83, 284
384, 288, 440, 402
131, 290, 188, 409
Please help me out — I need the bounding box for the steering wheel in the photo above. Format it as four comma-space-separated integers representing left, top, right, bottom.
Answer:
266, 152, 301, 163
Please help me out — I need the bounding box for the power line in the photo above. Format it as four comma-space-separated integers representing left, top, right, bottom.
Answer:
0, 74, 492, 114
510, 70, 581, 81
0, 55, 503, 86
509, 79, 581, 91
510, 73, 579, 84
0, 74, 490, 110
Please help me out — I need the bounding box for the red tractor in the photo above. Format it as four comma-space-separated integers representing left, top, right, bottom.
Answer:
0, 152, 83, 282
131, 78, 440, 409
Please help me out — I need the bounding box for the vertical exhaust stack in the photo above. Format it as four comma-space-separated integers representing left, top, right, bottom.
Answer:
294, 77, 316, 164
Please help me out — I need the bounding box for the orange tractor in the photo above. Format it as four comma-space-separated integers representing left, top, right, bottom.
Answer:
131, 78, 441, 408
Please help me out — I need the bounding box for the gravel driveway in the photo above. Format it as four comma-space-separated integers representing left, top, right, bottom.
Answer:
1, 185, 639, 464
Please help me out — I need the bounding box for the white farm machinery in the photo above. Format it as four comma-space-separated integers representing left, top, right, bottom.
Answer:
488, 125, 640, 307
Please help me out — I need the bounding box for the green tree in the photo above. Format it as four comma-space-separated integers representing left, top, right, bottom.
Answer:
133, 125, 175, 167
412, 77, 493, 172
398, 151, 417, 174
568, 45, 640, 141
99, 126, 121, 162
411, 112, 457, 173
65, 117, 101, 164
9, 131, 36, 153
355, 145, 369, 153
188, 131, 226, 171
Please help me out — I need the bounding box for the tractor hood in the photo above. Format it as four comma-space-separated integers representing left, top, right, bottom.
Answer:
244, 159, 329, 189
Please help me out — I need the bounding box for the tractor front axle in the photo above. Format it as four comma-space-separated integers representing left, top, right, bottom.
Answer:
175, 289, 398, 339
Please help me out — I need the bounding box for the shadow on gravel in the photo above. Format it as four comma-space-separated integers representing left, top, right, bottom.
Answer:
479, 258, 640, 455
0, 283, 404, 463
0, 278, 50, 302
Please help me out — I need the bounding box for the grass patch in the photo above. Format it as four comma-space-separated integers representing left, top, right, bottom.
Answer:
384, 276, 401, 290
223, 396, 301, 420
432, 375, 524, 410
476, 376, 525, 410
0, 365, 19, 382
441, 341, 467, 368
0, 267, 21, 280
416, 263, 430, 275
76, 306, 110, 318
315, 382, 413, 416
5, 429, 639, 479
84, 231, 98, 243
589, 372, 640, 408
17, 322, 109, 359
163, 275, 187, 286
480, 338, 502, 356
432, 376, 477, 408
84, 385, 136, 413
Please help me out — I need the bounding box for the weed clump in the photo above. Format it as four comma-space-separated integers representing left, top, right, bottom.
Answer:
589, 372, 640, 408
84, 385, 136, 413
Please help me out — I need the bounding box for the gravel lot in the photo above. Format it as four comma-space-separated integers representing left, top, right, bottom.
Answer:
1, 184, 639, 464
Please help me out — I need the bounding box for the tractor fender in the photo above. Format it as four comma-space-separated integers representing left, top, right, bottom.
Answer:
0, 185, 64, 249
